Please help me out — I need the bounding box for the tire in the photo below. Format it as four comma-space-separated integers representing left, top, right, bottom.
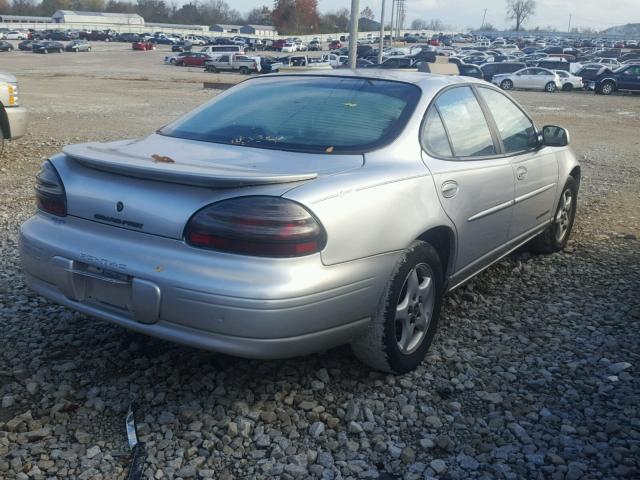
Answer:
562, 83, 573, 91
500, 79, 513, 90
0, 124, 4, 157
209, 65, 218, 73
170, 59, 176, 64
545, 82, 557, 92
599, 81, 615, 95
529, 176, 578, 254
351, 241, 444, 374
239, 66, 249, 75
43, 49, 48, 54
87, 47, 91, 52
74, 48, 78, 52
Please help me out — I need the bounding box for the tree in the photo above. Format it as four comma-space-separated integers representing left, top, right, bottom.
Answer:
246, 5, 271, 25
273, 0, 319, 34
426, 19, 445, 31
481, 22, 497, 31
360, 6, 373, 21
0, 0, 10, 13
506, 0, 536, 31
410, 19, 426, 30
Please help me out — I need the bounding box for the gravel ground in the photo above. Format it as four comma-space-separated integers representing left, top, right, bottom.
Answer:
1, 50, 639, 480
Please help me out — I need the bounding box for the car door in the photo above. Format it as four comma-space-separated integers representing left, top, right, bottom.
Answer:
513, 68, 533, 88
420, 86, 515, 276
477, 87, 559, 239
618, 66, 640, 90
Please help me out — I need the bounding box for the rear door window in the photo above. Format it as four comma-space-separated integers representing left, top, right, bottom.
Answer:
477, 88, 539, 154
434, 87, 497, 157
422, 110, 452, 157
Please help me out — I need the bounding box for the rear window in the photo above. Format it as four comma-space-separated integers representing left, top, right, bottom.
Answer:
160, 76, 421, 154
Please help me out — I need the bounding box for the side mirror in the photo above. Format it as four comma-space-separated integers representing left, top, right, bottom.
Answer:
542, 125, 570, 147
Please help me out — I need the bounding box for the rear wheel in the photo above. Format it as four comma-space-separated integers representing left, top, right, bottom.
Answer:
351, 241, 443, 374
43, 49, 48, 54
239, 66, 249, 75
500, 79, 513, 90
529, 177, 578, 254
545, 82, 557, 92
562, 83, 573, 91
0, 124, 4, 157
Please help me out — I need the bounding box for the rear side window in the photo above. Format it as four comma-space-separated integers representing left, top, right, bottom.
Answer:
478, 88, 538, 153
161, 76, 421, 154
434, 87, 496, 157
422, 110, 452, 157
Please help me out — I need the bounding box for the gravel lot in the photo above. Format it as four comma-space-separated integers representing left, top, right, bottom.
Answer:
1, 44, 639, 480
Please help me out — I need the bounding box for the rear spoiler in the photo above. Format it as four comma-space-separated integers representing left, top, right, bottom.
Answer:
63, 143, 318, 188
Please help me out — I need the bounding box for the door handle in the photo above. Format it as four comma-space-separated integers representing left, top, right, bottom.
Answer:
516, 166, 528, 181
441, 180, 459, 198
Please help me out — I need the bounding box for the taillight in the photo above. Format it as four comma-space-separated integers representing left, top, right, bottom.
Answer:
184, 196, 326, 257
35, 161, 67, 217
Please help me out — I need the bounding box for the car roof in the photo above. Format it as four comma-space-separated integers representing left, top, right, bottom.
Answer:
259, 69, 485, 94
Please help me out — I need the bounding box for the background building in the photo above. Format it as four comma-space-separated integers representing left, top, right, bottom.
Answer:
240, 24, 277, 37
51, 10, 144, 26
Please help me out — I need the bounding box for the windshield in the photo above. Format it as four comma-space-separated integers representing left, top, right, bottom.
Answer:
160, 76, 421, 154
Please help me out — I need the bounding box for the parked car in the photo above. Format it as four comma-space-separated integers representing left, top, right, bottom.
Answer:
0, 41, 14, 52
205, 54, 259, 74
164, 51, 191, 64
46, 31, 71, 41
19, 72, 580, 373
308, 40, 321, 51
32, 41, 64, 54
480, 61, 526, 82
329, 40, 342, 50
132, 41, 154, 51
117, 33, 140, 43
256, 56, 281, 73
5, 31, 27, 40
83, 30, 115, 42
589, 64, 640, 95
0, 71, 28, 155
175, 52, 212, 67
18, 40, 35, 51
65, 40, 91, 52
281, 43, 297, 53
493, 67, 562, 92
535, 59, 570, 72
172, 40, 192, 52
457, 64, 484, 79
554, 70, 583, 91
183, 35, 205, 46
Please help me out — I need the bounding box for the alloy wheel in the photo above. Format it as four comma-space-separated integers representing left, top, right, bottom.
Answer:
554, 189, 573, 243
395, 263, 435, 354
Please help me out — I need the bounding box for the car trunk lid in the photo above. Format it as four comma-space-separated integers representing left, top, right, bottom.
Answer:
54, 135, 363, 239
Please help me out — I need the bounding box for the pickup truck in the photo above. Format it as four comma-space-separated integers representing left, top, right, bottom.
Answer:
589, 64, 640, 95
0, 71, 28, 155
204, 54, 259, 74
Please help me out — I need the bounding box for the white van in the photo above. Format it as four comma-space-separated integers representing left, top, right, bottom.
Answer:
200, 45, 244, 55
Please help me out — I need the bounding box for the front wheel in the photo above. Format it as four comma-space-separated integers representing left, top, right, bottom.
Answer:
500, 79, 513, 90
545, 82, 557, 92
351, 241, 443, 374
529, 177, 578, 254
598, 81, 615, 95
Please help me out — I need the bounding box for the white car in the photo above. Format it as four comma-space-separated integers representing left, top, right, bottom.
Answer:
554, 70, 583, 91
5, 31, 27, 40
297, 43, 308, 51
493, 67, 562, 92
281, 43, 297, 53
593, 58, 621, 68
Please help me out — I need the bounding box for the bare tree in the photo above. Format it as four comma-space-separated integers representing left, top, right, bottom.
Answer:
506, 0, 536, 31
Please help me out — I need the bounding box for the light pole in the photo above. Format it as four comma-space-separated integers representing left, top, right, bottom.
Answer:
389, 0, 395, 46
348, 0, 360, 68
378, 0, 386, 64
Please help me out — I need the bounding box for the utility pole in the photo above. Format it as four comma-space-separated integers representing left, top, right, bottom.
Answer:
389, 0, 395, 45
481, 8, 487, 29
378, 0, 386, 64
567, 14, 572, 33
348, 0, 360, 68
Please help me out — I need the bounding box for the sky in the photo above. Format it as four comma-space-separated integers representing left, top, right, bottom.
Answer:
231, 0, 639, 32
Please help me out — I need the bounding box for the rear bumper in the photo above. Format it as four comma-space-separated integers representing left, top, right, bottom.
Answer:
20, 213, 400, 358
4, 106, 28, 139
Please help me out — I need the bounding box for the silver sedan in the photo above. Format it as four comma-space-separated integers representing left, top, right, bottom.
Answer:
493, 67, 563, 92
20, 71, 580, 373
